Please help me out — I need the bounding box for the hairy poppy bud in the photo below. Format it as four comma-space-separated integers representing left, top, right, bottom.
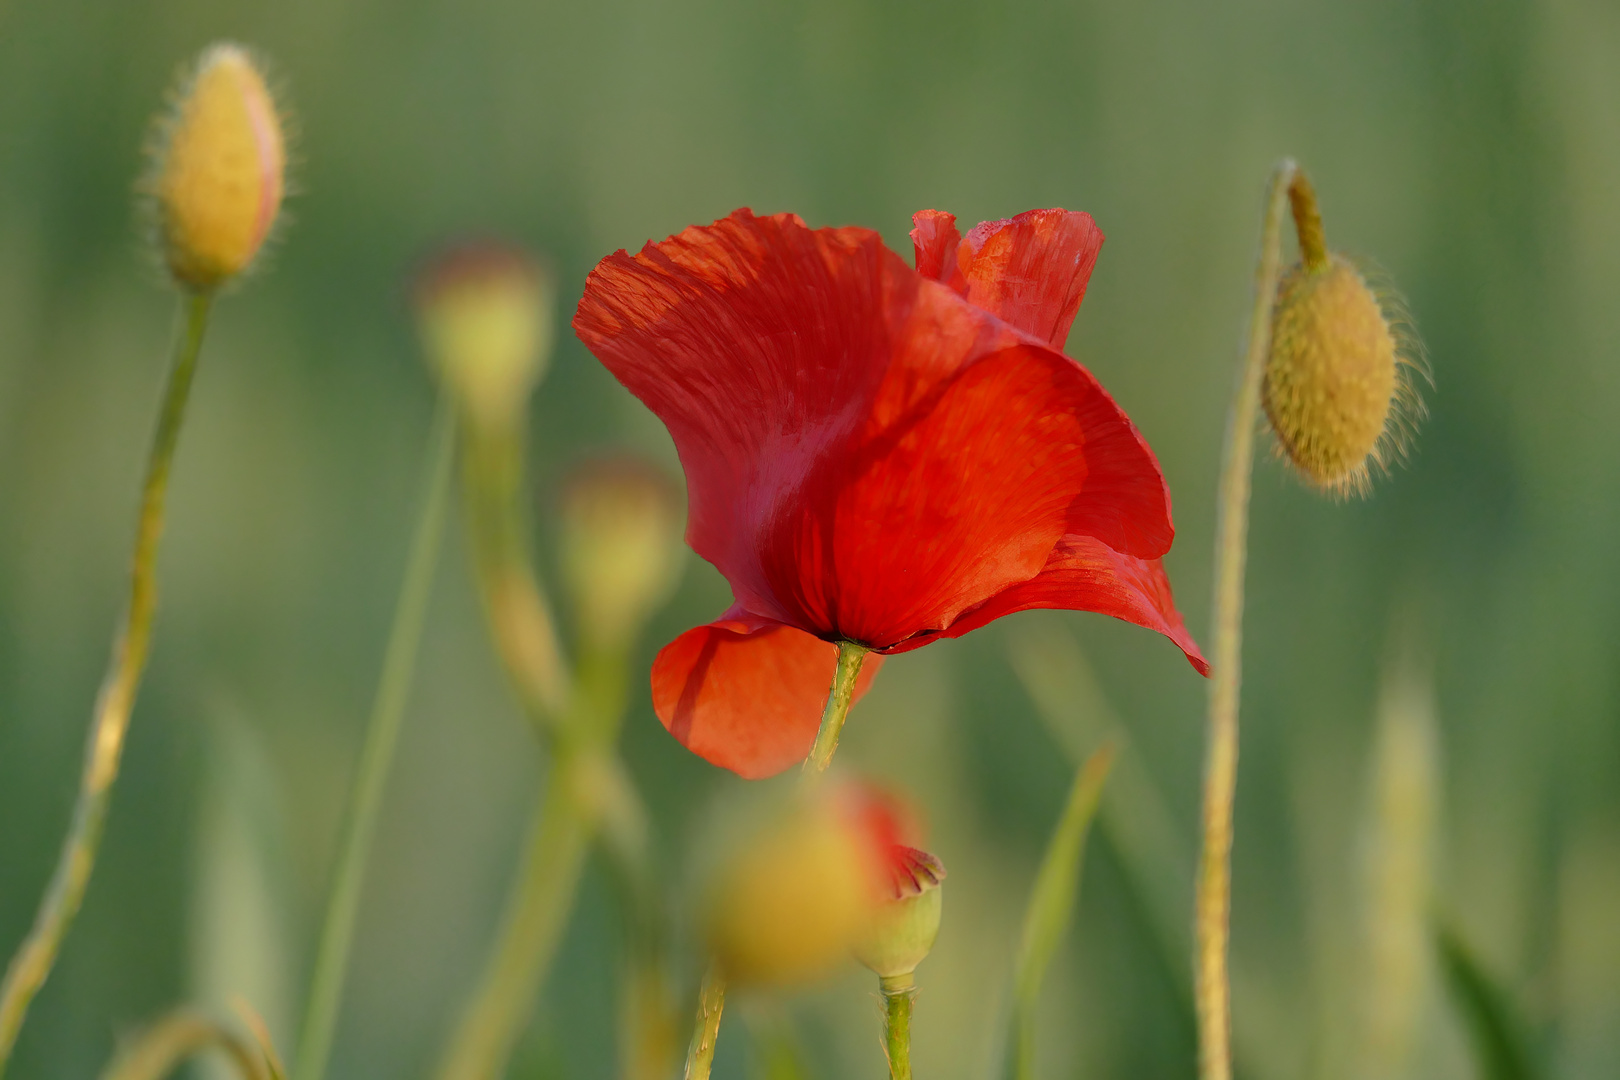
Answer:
150, 44, 285, 291
415, 244, 554, 430
560, 456, 684, 652
854, 846, 945, 980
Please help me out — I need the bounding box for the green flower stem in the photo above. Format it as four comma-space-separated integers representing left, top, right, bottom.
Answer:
801, 641, 869, 780
682, 964, 727, 1080
880, 974, 916, 1080
436, 766, 592, 1080
292, 399, 457, 1080
0, 292, 214, 1075
97, 1010, 268, 1080
681, 640, 871, 1080
461, 423, 571, 728
1195, 159, 1304, 1080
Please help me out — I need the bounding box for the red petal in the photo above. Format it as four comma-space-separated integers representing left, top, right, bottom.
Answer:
575, 209, 1171, 651
910, 210, 961, 281
885, 534, 1209, 675
948, 209, 1104, 349
650, 611, 884, 779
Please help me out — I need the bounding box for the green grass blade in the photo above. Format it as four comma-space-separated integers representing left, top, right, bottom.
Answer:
1004, 740, 1117, 1080
1435, 922, 1537, 1080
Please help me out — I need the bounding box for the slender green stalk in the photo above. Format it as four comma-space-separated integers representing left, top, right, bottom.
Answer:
435, 770, 591, 1080
681, 639, 871, 1080
801, 641, 869, 779
0, 292, 214, 1074
461, 423, 570, 728
1194, 160, 1308, 1080
682, 964, 727, 1080
880, 974, 915, 1080
97, 1010, 268, 1080
292, 399, 457, 1080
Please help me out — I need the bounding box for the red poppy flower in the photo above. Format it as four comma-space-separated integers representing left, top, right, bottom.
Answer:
574, 207, 1207, 778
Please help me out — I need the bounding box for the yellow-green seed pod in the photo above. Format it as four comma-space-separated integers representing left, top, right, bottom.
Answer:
151, 44, 286, 291
416, 244, 554, 431
1263, 255, 1414, 495
854, 847, 945, 980
559, 457, 685, 652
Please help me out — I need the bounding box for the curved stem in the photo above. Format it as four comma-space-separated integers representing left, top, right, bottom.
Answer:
461, 423, 570, 729
1194, 159, 1301, 1080
880, 974, 915, 1080
682, 964, 727, 1080
801, 641, 869, 780
292, 398, 457, 1080
435, 766, 591, 1080
0, 292, 214, 1075
97, 1010, 268, 1080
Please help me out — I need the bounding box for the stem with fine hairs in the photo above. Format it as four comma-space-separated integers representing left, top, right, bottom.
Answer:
292, 398, 457, 1080
1195, 159, 1320, 1080
0, 292, 214, 1076
682, 639, 870, 1080
880, 974, 915, 1080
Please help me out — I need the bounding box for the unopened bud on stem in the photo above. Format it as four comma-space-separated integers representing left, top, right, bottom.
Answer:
1262, 172, 1424, 496
416, 244, 554, 431
560, 457, 684, 652
149, 44, 286, 291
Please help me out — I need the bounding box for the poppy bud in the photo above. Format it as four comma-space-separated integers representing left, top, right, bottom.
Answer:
415, 244, 554, 430
702, 783, 909, 987
149, 44, 286, 291
853, 846, 945, 980
559, 457, 684, 652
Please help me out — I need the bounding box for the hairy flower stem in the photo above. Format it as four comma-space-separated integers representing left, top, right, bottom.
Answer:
682, 965, 728, 1080
0, 292, 214, 1075
1195, 159, 1312, 1080
881, 974, 916, 1080
292, 400, 457, 1080
802, 641, 869, 779
682, 640, 870, 1080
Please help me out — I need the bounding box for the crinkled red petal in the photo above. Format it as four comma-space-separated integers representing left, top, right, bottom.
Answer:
649, 610, 884, 779
575, 209, 1172, 651
932, 208, 1105, 349
883, 533, 1209, 675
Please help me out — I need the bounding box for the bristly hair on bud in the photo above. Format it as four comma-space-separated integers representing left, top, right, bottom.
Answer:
1262, 176, 1428, 497
144, 43, 288, 292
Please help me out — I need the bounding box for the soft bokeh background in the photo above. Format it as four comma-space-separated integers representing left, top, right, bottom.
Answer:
3, 1, 1618, 1077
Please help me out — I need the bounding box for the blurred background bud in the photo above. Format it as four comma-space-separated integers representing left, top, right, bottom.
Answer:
148, 43, 285, 291
1263, 255, 1422, 496
703, 781, 918, 988
415, 243, 554, 430
559, 456, 684, 653
853, 846, 944, 981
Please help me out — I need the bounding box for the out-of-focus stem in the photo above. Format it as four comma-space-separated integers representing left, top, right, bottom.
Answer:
880, 974, 915, 1080
801, 641, 869, 779
0, 292, 214, 1075
436, 770, 592, 1080
682, 964, 727, 1080
292, 399, 457, 1080
1195, 159, 1306, 1080
97, 1010, 268, 1080
461, 423, 570, 728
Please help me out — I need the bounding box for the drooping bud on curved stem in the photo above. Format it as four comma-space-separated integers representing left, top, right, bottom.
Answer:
1263, 170, 1425, 497
150, 44, 285, 292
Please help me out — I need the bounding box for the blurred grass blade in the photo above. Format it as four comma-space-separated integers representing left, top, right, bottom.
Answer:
1005, 740, 1117, 1080
1435, 923, 1537, 1080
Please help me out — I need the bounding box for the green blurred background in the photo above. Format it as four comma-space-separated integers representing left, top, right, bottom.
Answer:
3, 0, 1617, 1077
